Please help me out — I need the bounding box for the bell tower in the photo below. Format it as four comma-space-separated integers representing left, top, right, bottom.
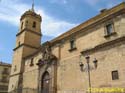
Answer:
8, 7, 42, 93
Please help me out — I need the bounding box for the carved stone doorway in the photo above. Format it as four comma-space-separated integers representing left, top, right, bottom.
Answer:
41, 71, 50, 93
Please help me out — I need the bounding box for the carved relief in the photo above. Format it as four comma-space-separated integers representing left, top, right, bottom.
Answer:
37, 42, 57, 67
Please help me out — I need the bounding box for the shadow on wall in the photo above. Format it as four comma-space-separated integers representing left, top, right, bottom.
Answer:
9, 88, 37, 93
9, 88, 56, 93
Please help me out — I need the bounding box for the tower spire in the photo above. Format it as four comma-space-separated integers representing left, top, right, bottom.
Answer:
31, 0, 35, 12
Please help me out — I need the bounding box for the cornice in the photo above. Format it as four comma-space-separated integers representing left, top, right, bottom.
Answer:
13, 43, 38, 51
20, 10, 41, 22
51, 2, 125, 45
16, 28, 42, 37
9, 72, 22, 77
23, 42, 52, 60
0, 64, 11, 67
81, 36, 125, 55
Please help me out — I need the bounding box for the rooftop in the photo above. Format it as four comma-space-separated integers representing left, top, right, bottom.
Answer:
50, 2, 125, 45
0, 61, 11, 66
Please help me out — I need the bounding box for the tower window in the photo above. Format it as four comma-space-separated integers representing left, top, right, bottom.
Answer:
32, 21, 36, 28
112, 70, 119, 80
21, 22, 23, 29
18, 41, 20, 46
25, 20, 28, 27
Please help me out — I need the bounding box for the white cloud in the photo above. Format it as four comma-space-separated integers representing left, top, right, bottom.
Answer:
36, 9, 76, 36
37, 10, 76, 36
0, 0, 77, 37
50, 0, 68, 4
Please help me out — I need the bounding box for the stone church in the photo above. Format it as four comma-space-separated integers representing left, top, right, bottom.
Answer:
8, 2, 125, 93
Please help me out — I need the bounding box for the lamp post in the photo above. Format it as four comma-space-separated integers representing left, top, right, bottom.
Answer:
79, 55, 98, 93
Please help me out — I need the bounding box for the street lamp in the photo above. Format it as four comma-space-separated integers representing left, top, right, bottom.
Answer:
79, 55, 98, 93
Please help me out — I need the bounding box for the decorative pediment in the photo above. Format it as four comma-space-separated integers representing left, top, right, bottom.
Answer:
36, 41, 57, 67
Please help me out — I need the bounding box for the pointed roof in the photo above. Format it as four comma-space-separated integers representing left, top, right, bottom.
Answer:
31, 0, 35, 12
20, 9, 41, 21
20, 0, 41, 21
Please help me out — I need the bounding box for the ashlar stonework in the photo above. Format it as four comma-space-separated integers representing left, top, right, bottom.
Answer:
8, 2, 125, 93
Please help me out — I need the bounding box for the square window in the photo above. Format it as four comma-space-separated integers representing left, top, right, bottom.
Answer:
112, 70, 119, 80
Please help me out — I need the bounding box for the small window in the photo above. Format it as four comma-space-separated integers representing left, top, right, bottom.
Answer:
18, 42, 20, 46
32, 21, 36, 28
106, 23, 113, 35
25, 20, 28, 27
21, 22, 23, 29
30, 58, 34, 66
70, 39, 76, 49
112, 70, 119, 80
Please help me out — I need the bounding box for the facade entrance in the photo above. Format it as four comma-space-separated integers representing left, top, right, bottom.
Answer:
41, 71, 50, 93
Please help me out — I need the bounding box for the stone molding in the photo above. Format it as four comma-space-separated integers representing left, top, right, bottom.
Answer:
81, 36, 125, 55
51, 2, 125, 45
13, 43, 38, 51
16, 28, 42, 37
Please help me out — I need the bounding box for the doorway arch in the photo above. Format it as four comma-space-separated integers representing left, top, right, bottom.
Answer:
41, 71, 50, 93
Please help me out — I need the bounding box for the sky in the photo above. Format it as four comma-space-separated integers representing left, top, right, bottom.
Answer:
0, 0, 123, 64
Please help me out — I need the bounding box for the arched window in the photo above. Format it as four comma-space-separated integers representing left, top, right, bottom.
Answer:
41, 71, 50, 93
18, 41, 20, 46
32, 21, 36, 28
25, 20, 28, 27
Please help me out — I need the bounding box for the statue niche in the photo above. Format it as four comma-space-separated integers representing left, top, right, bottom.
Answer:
37, 41, 57, 67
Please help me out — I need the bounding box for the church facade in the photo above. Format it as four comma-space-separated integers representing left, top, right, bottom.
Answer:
8, 2, 125, 93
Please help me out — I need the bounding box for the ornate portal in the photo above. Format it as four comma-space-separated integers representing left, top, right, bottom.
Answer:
37, 42, 57, 93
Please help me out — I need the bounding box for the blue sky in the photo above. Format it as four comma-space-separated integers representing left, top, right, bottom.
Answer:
0, 0, 123, 64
